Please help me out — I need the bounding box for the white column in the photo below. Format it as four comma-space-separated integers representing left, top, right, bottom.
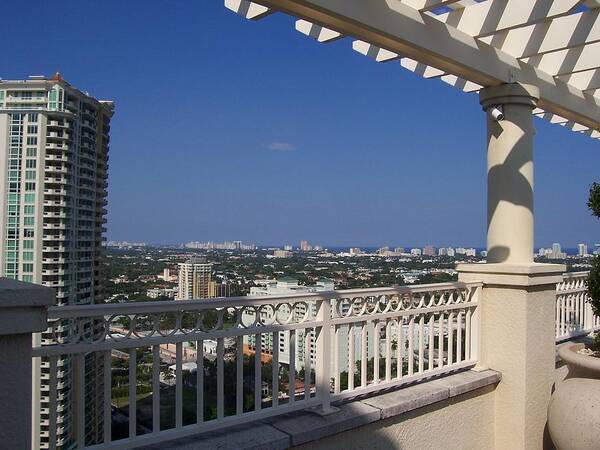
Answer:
480, 83, 539, 264
0, 278, 54, 450
459, 83, 565, 449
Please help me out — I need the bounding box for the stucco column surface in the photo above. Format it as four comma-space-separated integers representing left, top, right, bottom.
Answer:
0, 278, 54, 450
480, 83, 539, 264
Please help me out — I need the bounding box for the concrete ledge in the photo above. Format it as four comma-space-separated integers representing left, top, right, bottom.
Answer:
153, 369, 501, 450
268, 401, 380, 446
0, 278, 55, 335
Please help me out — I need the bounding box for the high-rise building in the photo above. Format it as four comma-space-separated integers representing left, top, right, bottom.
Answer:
578, 243, 588, 256
177, 259, 212, 299
299, 240, 312, 251
423, 245, 436, 256
0, 74, 113, 449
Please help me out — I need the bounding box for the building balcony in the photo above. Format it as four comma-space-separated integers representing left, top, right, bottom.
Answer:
0, 272, 589, 449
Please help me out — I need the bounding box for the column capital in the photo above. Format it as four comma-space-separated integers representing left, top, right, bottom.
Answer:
479, 82, 539, 111
456, 262, 565, 288
0, 278, 54, 335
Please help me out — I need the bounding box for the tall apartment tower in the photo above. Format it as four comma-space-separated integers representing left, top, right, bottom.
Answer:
0, 74, 113, 449
177, 259, 212, 299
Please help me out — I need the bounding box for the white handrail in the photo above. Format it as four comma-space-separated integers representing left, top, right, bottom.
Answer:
32, 281, 482, 449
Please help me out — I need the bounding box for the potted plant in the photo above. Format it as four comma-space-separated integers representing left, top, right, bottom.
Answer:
547, 182, 600, 450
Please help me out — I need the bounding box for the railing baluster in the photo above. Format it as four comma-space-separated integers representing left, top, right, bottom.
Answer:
304, 329, 311, 400
289, 330, 296, 403
255, 333, 262, 411
457, 312, 463, 363
374, 320, 380, 384
197, 339, 204, 422
397, 319, 403, 380
175, 342, 182, 428
152, 345, 160, 433
315, 298, 331, 411
235, 336, 243, 415
48, 356, 58, 450
438, 314, 444, 368
272, 331, 279, 408
217, 338, 225, 419
428, 315, 434, 371
128, 349, 136, 439
385, 320, 392, 382
348, 324, 355, 390
408, 317, 414, 376
418, 315, 425, 373
465, 309, 472, 361
103, 350, 112, 443
360, 323, 367, 387
334, 325, 340, 394
448, 313, 454, 366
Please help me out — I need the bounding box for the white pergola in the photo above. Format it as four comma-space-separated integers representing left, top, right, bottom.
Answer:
224, 0, 599, 266
221, 4, 599, 447
225, 0, 600, 139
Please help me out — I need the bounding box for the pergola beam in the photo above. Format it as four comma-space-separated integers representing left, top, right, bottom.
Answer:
255, 0, 600, 131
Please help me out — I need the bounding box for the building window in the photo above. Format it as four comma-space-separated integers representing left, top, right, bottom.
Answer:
22, 252, 34, 261
26, 137, 37, 145
24, 194, 35, 204
24, 229, 34, 238
23, 240, 33, 249
24, 217, 34, 226
24, 206, 34, 215
22, 275, 33, 283
26, 160, 36, 168
23, 264, 33, 273
26, 148, 37, 157
27, 113, 38, 123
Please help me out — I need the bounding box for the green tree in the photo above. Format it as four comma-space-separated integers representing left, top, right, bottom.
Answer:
587, 183, 600, 350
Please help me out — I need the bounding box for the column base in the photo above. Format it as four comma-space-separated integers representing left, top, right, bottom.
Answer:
457, 262, 565, 449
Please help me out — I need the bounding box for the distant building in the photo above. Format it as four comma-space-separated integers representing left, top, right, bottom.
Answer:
578, 243, 588, 256
284, 245, 293, 251
438, 248, 447, 256
423, 245, 436, 256
177, 259, 212, 299
244, 278, 374, 372
147, 288, 178, 299
349, 247, 363, 255
273, 249, 293, 258
447, 247, 456, 257
410, 248, 422, 256
394, 247, 405, 254
300, 240, 312, 251
208, 281, 230, 298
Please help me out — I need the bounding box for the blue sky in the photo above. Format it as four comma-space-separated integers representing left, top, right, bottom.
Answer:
2, 1, 599, 247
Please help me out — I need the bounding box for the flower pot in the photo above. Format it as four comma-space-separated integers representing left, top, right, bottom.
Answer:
547, 343, 600, 450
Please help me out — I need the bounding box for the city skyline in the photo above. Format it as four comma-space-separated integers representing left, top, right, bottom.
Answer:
1, 1, 598, 248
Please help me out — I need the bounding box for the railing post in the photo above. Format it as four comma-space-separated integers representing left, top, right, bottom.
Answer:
470, 284, 483, 370
314, 297, 337, 415
458, 264, 565, 450
0, 278, 55, 450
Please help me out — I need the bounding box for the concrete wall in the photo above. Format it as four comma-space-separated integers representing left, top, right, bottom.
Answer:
299, 385, 495, 450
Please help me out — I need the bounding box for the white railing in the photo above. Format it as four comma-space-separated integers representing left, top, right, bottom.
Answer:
32, 281, 481, 449
555, 271, 600, 342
